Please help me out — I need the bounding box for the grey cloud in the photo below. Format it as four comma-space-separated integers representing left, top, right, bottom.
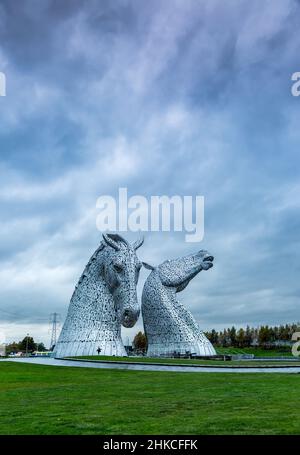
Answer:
0, 0, 299, 345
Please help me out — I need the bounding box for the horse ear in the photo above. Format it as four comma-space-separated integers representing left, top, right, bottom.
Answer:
133, 236, 144, 250
102, 233, 121, 250
142, 262, 155, 270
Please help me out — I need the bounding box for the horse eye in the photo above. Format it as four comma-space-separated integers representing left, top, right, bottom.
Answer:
114, 264, 123, 273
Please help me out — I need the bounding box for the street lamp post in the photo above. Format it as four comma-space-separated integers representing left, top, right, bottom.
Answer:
25, 333, 29, 357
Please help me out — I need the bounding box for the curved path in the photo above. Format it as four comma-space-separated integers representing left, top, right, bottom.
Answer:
2, 357, 300, 374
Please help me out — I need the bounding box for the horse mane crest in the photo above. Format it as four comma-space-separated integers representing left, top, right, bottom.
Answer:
77, 242, 106, 286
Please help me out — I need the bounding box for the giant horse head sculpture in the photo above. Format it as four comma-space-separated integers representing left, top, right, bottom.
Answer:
101, 233, 143, 328
142, 249, 216, 357
54, 234, 143, 358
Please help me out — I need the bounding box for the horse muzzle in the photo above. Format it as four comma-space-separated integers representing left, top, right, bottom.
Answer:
121, 308, 140, 328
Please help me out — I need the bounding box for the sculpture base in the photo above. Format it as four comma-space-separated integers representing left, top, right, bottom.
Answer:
53, 341, 127, 358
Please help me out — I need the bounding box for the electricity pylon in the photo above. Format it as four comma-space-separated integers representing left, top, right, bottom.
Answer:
49, 313, 60, 351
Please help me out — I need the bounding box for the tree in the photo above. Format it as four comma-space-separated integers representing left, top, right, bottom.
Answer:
278, 325, 286, 340
236, 328, 245, 347
133, 331, 147, 354
258, 326, 272, 346
229, 326, 237, 347
244, 325, 252, 347
5, 341, 20, 353
19, 336, 36, 353
36, 342, 46, 351
205, 329, 218, 345
269, 327, 276, 343
219, 329, 230, 347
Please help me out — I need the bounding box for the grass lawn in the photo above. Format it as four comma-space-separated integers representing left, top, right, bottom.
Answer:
216, 347, 293, 357
72, 355, 300, 367
70, 345, 297, 367
0, 361, 300, 435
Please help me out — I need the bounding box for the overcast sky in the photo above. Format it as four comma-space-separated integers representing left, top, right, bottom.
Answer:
0, 0, 299, 346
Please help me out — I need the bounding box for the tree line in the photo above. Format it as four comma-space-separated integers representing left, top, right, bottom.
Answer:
6, 336, 46, 354
132, 323, 299, 353
204, 323, 299, 348
7, 323, 299, 355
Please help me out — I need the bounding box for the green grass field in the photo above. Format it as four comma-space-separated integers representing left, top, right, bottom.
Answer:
71, 346, 296, 367
0, 361, 300, 435
72, 355, 300, 367
216, 347, 293, 357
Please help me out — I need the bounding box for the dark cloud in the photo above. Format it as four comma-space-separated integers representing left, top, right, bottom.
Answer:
0, 0, 299, 344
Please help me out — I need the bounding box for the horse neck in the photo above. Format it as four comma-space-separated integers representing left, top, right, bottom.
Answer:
143, 273, 177, 310
143, 273, 198, 332
71, 249, 116, 324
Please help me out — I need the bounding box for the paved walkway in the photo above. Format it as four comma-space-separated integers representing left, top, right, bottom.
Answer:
2, 357, 300, 373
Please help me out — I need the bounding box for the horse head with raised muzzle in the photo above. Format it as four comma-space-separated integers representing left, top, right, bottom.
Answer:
102, 233, 143, 328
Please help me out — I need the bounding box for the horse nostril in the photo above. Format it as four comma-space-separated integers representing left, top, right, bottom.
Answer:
204, 256, 214, 262
123, 310, 133, 322
122, 308, 139, 328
